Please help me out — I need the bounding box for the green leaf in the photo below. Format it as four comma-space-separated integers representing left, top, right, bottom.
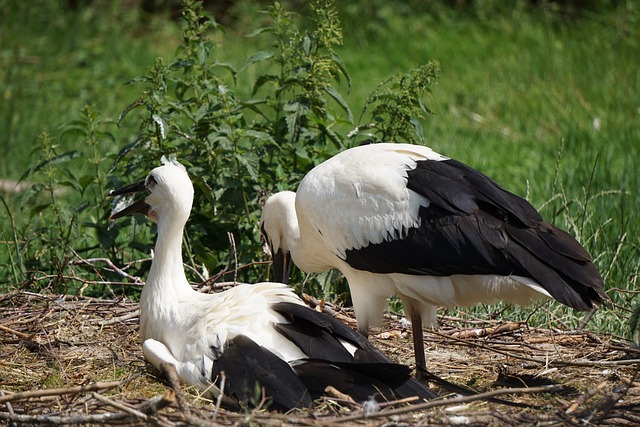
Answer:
284, 102, 307, 140
32, 204, 50, 215
324, 85, 353, 123
60, 126, 87, 140
109, 138, 144, 173
302, 35, 312, 56
241, 51, 275, 71
214, 62, 238, 81
29, 151, 81, 177
252, 74, 278, 95
118, 99, 145, 126
246, 27, 273, 38
79, 175, 95, 191
330, 53, 351, 88
243, 130, 276, 145
235, 152, 259, 181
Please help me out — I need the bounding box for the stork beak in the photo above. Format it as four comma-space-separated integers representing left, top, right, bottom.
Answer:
108, 180, 150, 220
272, 248, 292, 285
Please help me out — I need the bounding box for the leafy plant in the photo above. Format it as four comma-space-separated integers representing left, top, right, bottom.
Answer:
356, 62, 440, 145
112, 0, 438, 291
4, 0, 438, 299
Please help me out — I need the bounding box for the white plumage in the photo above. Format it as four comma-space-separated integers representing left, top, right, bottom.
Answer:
260, 142, 608, 376
109, 160, 434, 411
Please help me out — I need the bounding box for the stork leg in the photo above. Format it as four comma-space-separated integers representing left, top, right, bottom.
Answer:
409, 308, 428, 381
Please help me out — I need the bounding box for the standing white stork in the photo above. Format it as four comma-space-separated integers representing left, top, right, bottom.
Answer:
260, 142, 608, 376
109, 160, 435, 411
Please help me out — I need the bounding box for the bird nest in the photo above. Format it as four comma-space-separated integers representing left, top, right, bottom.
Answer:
1, 290, 639, 426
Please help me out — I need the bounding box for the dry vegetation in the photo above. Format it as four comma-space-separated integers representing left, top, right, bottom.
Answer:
1, 289, 639, 426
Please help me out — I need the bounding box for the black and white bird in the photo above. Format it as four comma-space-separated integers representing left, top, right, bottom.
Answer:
260, 142, 609, 375
109, 160, 435, 411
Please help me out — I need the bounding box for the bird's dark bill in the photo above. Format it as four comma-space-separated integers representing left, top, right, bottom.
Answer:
110, 197, 150, 220
273, 248, 292, 285
109, 179, 150, 220
109, 180, 146, 197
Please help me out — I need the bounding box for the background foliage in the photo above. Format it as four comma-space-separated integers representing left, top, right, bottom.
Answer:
0, 0, 638, 336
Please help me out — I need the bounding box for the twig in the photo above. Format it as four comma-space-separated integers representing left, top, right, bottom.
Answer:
426, 328, 640, 368
302, 293, 340, 316
0, 392, 174, 425
0, 379, 128, 403
198, 260, 271, 290
378, 395, 419, 408
158, 363, 217, 426
449, 322, 522, 339
160, 362, 191, 418
331, 385, 564, 423
227, 232, 238, 284
29, 274, 143, 288
92, 392, 148, 421
0, 390, 15, 427
324, 385, 356, 405
565, 379, 609, 414
97, 309, 140, 326
69, 253, 145, 285
0, 323, 33, 339
212, 371, 226, 422
577, 306, 598, 330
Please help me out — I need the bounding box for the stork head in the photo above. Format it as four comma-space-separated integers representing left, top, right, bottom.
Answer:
109, 160, 194, 227
259, 191, 298, 285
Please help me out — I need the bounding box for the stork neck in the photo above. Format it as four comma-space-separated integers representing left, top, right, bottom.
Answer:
146, 215, 191, 294
290, 219, 334, 272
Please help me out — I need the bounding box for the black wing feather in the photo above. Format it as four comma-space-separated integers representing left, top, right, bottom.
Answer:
416, 159, 543, 226
212, 335, 312, 411
292, 360, 436, 402
270, 302, 438, 401
271, 302, 390, 363
345, 158, 607, 309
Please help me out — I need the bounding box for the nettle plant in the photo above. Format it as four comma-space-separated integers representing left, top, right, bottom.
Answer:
17, 0, 439, 297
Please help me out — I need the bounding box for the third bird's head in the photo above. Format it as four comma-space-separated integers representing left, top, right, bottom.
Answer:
110, 160, 194, 227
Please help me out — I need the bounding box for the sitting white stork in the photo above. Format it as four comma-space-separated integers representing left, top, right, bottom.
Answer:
109, 160, 435, 411
260, 142, 609, 376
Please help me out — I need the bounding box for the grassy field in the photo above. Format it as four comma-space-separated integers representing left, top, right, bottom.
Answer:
0, 0, 638, 338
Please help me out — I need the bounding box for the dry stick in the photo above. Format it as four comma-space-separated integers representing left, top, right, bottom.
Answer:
450, 322, 522, 339
302, 294, 340, 317
158, 364, 214, 427
92, 392, 148, 421
0, 390, 15, 427
0, 323, 33, 339
69, 254, 145, 284
212, 371, 226, 423
330, 384, 564, 423
159, 362, 191, 418
0, 379, 127, 404
198, 260, 272, 291
0, 392, 174, 425
576, 306, 598, 330
566, 379, 610, 414
227, 232, 238, 285
426, 328, 640, 368
97, 309, 140, 327
29, 274, 142, 288
591, 365, 640, 424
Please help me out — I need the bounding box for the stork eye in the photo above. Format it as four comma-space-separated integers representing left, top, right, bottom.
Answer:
146, 175, 158, 189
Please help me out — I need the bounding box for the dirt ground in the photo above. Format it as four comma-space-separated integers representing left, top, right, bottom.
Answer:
1, 290, 639, 426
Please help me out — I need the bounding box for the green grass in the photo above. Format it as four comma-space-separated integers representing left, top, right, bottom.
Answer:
1, 1, 638, 337
0, 1, 182, 178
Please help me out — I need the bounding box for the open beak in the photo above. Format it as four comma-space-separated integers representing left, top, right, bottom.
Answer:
108, 180, 150, 219
272, 248, 292, 285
